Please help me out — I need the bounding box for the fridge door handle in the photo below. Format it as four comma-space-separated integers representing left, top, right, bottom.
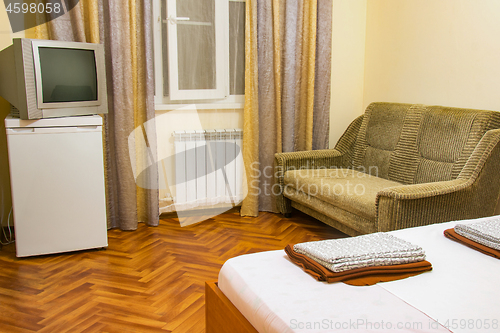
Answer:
6, 128, 35, 134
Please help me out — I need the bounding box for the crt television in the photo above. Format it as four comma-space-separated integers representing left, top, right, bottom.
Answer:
0, 38, 108, 120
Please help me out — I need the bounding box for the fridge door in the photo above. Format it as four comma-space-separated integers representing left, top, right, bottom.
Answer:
5, 116, 107, 257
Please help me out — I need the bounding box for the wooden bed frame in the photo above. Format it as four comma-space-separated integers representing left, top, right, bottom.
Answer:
205, 280, 258, 333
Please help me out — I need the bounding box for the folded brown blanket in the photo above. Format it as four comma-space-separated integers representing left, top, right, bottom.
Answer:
444, 228, 500, 259
285, 244, 432, 286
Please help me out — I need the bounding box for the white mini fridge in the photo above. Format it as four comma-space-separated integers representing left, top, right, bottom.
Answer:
5, 115, 108, 257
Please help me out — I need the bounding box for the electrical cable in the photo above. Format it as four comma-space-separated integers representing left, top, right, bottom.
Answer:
0, 185, 14, 246
0, 207, 14, 246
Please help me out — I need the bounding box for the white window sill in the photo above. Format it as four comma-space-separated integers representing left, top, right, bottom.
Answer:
154, 95, 245, 111
155, 102, 244, 111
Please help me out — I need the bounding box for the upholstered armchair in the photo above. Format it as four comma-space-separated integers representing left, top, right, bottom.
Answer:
274, 102, 500, 236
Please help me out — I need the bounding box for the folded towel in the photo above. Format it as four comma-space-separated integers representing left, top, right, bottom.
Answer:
293, 233, 425, 273
285, 244, 432, 286
454, 217, 500, 250
444, 228, 500, 259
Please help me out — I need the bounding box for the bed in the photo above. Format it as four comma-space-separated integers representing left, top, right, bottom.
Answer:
206, 218, 500, 333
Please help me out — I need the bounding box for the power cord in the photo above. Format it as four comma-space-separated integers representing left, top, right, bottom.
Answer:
0, 207, 14, 246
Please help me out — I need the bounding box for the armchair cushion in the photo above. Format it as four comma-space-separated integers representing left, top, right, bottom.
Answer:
284, 168, 402, 220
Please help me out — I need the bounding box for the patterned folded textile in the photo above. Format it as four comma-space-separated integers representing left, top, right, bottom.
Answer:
285, 244, 432, 285
454, 217, 500, 250
293, 233, 425, 273
444, 228, 500, 259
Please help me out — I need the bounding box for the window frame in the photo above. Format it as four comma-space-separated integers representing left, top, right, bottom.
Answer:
153, 0, 245, 110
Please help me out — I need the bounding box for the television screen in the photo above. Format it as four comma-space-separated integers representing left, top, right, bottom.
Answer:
38, 47, 98, 103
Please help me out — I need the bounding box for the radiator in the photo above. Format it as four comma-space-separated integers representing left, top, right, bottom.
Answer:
173, 129, 244, 210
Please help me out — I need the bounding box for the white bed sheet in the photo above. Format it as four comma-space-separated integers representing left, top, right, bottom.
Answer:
380, 219, 500, 333
218, 218, 500, 333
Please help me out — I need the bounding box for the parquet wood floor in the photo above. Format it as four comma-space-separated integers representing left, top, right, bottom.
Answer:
0, 209, 347, 332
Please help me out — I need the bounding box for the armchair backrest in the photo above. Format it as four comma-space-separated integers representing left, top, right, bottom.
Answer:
351, 102, 500, 185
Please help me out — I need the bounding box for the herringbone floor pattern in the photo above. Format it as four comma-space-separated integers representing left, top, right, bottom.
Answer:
0, 209, 346, 332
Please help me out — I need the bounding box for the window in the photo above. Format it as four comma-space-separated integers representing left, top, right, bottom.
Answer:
153, 0, 245, 107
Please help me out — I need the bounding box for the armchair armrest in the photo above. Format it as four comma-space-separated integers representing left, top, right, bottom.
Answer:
376, 179, 476, 232
275, 149, 345, 172
377, 179, 469, 201
273, 115, 363, 214
377, 127, 500, 232
274, 149, 345, 214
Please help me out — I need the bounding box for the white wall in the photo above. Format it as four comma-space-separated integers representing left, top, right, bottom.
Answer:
359, 0, 500, 213
363, 0, 500, 112
330, 0, 500, 143
329, 0, 367, 147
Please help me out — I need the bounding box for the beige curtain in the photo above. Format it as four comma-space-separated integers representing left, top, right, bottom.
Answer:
34, 0, 99, 42
241, 0, 332, 216
34, 0, 159, 230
